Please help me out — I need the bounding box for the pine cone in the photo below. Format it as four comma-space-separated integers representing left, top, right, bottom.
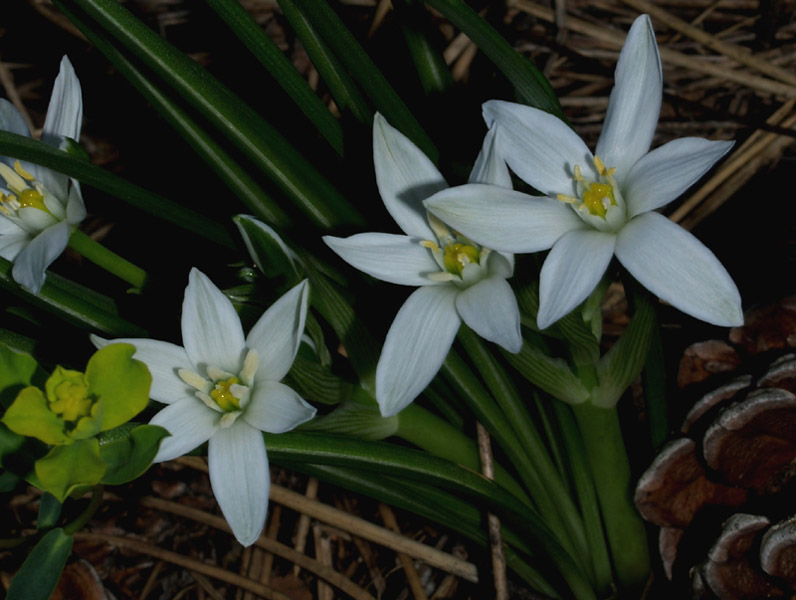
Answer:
634, 297, 796, 599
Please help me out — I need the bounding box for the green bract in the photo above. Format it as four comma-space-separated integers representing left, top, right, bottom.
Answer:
0, 343, 152, 500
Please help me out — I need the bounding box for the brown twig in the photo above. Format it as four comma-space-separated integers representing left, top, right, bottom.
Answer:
378, 503, 430, 600
476, 423, 508, 600
74, 532, 296, 600
292, 477, 319, 576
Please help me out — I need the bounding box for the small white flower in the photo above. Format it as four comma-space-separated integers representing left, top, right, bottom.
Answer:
92, 269, 316, 546
0, 56, 87, 293
324, 114, 521, 418
425, 15, 742, 330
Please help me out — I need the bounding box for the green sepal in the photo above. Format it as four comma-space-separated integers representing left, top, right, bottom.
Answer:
6, 528, 73, 600
590, 291, 655, 408
299, 388, 397, 440
233, 215, 303, 283
85, 343, 151, 431
37, 493, 63, 530
97, 423, 169, 485
2, 387, 70, 446
0, 343, 47, 409
35, 439, 106, 502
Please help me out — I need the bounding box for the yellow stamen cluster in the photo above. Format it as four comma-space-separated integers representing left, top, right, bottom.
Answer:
556, 156, 618, 220
0, 161, 50, 215
210, 376, 241, 412
443, 243, 480, 276
49, 380, 92, 422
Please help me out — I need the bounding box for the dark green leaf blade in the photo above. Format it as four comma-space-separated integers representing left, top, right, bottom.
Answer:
7, 528, 73, 600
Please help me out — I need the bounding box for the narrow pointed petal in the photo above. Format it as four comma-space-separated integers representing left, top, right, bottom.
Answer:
91, 335, 192, 405
324, 233, 442, 286
482, 100, 594, 198
243, 380, 316, 433
623, 138, 734, 218
595, 15, 662, 179
468, 126, 512, 188
42, 56, 83, 147
151, 397, 220, 462
182, 268, 246, 374
376, 286, 460, 417
0, 100, 31, 137
457, 277, 522, 352
65, 181, 86, 225
246, 280, 309, 382
425, 183, 584, 253
208, 421, 269, 546
616, 212, 743, 326
373, 113, 444, 240
11, 221, 70, 293
0, 232, 29, 261
537, 230, 617, 329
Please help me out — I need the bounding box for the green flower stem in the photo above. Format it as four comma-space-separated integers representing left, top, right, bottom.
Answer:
67, 230, 148, 291
457, 327, 593, 583
441, 351, 593, 581
571, 402, 650, 594
63, 485, 104, 535
552, 402, 614, 596
396, 403, 531, 507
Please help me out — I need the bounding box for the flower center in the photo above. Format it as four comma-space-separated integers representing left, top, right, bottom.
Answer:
49, 379, 92, 422
442, 243, 480, 276
557, 156, 618, 220
210, 376, 241, 412
0, 161, 51, 217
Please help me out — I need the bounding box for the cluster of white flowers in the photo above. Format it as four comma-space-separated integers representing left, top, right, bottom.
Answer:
2, 14, 742, 548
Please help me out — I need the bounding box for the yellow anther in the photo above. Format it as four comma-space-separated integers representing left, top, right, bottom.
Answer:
593, 156, 607, 176
420, 240, 439, 252
443, 243, 480, 276
573, 165, 583, 181
210, 377, 241, 412
18, 189, 46, 211
582, 183, 615, 218
0, 162, 27, 194
14, 161, 35, 181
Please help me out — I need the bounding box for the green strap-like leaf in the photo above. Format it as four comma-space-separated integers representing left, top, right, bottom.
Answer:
394, 0, 454, 94
291, 0, 438, 161
0, 131, 234, 247
6, 528, 73, 600
57, 0, 363, 230
423, 0, 564, 118
277, 0, 371, 124
204, 0, 344, 155
37, 493, 63, 530
54, 4, 291, 230
266, 431, 596, 600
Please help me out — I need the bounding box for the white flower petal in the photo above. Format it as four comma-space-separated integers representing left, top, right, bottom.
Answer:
65, 180, 86, 225
19, 207, 58, 232
208, 420, 270, 547
42, 56, 83, 147
376, 286, 460, 417
468, 126, 512, 188
324, 233, 443, 286
373, 113, 444, 240
486, 251, 513, 279
623, 138, 734, 218
615, 212, 743, 326
151, 397, 220, 462
595, 15, 662, 180
11, 221, 70, 293
91, 335, 193, 405
0, 232, 29, 261
182, 268, 246, 374
537, 229, 617, 329
243, 380, 316, 433
482, 100, 594, 198
246, 279, 309, 382
456, 277, 522, 353
0, 100, 31, 138
0, 215, 25, 235
425, 183, 585, 253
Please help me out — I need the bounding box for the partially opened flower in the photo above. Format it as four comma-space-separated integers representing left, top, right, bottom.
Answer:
92, 269, 316, 546
0, 56, 87, 293
425, 15, 742, 330
324, 114, 521, 417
